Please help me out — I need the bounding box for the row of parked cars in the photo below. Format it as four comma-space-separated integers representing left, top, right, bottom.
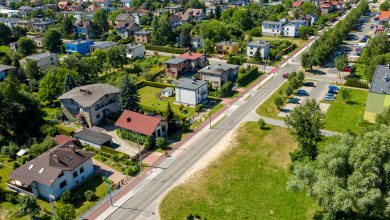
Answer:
323, 85, 340, 102
287, 81, 315, 104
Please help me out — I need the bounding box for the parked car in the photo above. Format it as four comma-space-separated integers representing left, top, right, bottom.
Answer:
303, 81, 315, 87
296, 89, 309, 96
344, 66, 352, 72
328, 90, 338, 94
323, 96, 335, 102
326, 93, 336, 97
283, 72, 289, 78
329, 85, 340, 90
288, 98, 300, 104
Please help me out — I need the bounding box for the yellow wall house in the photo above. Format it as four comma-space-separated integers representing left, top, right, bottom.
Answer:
364, 65, 390, 123
216, 41, 239, 56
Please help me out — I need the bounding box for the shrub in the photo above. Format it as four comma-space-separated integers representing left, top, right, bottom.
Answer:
274, 97, 284, 109
178, 104, 184, 111
59, 190, 73, 204
285, 86, 293, 97
195, 104, 203, 112
289, 148, 303, 162
258, 119, 266, 130
5, 191, 18, 204
237, 67, 261, 87
123, 165, 139, 176
344, 78, 369, 88
84, 190, 96, 201
156, 137, 166, 149
120, 129, 154, 148
56, 124, 75, 136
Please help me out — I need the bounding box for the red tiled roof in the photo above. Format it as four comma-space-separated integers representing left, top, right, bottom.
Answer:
177, 52, 204, 60
115, 110, 161, 136
292, 1, 302, 7
54, 135, 75, 144
320, 3, 331, 8
379, 11, 390, 20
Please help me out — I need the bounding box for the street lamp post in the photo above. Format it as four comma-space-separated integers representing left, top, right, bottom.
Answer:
105, 170, 113, 207
48, 194, 57, 220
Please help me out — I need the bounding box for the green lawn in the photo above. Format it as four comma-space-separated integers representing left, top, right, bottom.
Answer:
251, 36, 307, 48
0, 45, 10, 55
190, 103, 224, 130
256, 81, 289, 120
159, 123, 318, 220
353, 63, 368, 80
324, 88, 368, 134
139, 86, 195, 119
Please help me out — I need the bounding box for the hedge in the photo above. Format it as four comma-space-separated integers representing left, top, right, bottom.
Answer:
119, 129, 155, 149
136, 80, 175, 89
101, 146, 130, 159
56, 124, 75, 136
237, 67, 261, 87
145, 45, 187, 54
345, 78, 369, 89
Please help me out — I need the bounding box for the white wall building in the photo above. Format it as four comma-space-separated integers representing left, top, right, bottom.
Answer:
173, 78, 208, 106
262, 21, 283, 36
262, 19, 308, 37
126, 43, 144, 59
246, 40, 270, 59
25, 52, 59, 69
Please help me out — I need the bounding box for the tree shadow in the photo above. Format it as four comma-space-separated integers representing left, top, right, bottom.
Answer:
308, 69, 326, 75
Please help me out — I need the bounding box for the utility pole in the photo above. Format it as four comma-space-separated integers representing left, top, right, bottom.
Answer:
137, 137, 142, 168
48, 194, 57, 220
105, 170, 113, 207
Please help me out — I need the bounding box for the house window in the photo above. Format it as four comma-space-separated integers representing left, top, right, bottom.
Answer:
50, 57, 53, 61
97, 114, 101, 119
80, 167, 84, 173
73, 171, 78, 178
60, 180, 67, 189
197, 90, 199, 94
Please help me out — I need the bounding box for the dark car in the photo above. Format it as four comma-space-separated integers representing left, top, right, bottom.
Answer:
328, 90, 338, 94
288, 98, 300, 104
303, 81, 315, 87
329, 85, 340, 90
283, 72, 289, 79
296, 89, 309, 96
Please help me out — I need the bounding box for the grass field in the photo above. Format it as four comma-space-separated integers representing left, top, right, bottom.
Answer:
256, 81, 289, 119
139, 86, 195, 118
252, 36, 307, 48
0, 46, 10, 55
324, 88, 368, 134
353, 63, 368, 80
159, 122, 318, 220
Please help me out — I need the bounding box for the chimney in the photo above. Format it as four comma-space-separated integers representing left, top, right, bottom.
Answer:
69, 145, 75, 153
126, 117, 131, 122
52, 154, 59, 163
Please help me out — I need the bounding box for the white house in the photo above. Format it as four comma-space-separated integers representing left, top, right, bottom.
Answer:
25, 52, 59, 70
262, 21, 283, 36
126, 43, 144, 59
9, 141, 94, 200
58, 84, 121, 127
246, 40, 270, 59
284, 20, 308, 37
191, 36, 204, 50
173, 78, 208, 106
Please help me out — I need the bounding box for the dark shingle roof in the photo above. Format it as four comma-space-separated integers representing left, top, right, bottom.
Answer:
74, 129, 112, 145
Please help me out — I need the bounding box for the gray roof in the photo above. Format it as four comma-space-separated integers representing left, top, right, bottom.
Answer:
173, 78, 207, 90
74, 128, 112, 146
262, 21, 282, 25
199, 63, 239, 75
0, 64, 15, 72
162, 87, 174, 92
165, 57, 187, 65
369, 65, 390, 94
126, 43, 143, 49
58, 84, 120, 107
91, 41, 118, 49
26, 52, 56, 61
247, 40, 270, 47
135, 30, 152, 35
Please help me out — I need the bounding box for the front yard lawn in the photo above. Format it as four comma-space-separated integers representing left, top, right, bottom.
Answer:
139, 86, 195, 119
324, 88, 368, 134
159, 123, 318, 220
256, 81, 289, 120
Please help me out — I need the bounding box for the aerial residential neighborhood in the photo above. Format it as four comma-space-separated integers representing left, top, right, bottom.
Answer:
0, 0, 389, 219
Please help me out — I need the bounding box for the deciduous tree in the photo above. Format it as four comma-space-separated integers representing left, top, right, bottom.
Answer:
17, 37, 36, 56
56, 203, 76, 220
0, 23, 11, 45
43, 28, 63, 52
19, 195, 39, 218
120, 74, 140, 111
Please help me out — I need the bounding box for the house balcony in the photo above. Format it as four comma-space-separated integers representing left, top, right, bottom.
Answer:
7, 181, 34, 196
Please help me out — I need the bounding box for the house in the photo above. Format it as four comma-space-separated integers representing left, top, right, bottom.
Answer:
191, 36, 204, 50
58, 84, 121, 127
184, 8, 205, 21
115, 13, 136, 25
31, 19, 54, 33
0, 64, 15, 80
26, 52, 59, 69
94, 0, 112, 8
121, 0, 132, 7
86, 3, 100, 12
68, 5, 83, 12
90, 41, 118, 52
165, 6, 183, 14
115, 110, 168, 138
216, 41, 239, 56
32, 37, 44, 48
198, 63, 239, 89
262, 21, 283, 36
165, 58, 188, 78
74, 20, 93, 38
173, 78, 208, 106
134, 30, 152, 44
175, 11, 193, 22
8, 141, 94, 200
305, 13, 318, 25
126, 43, 144, 59
58, 0, 71, 11
169, 14, 182, 28
18, 6, 34, 17
246, 40, 270, 59
162, 87, 174, 97
378, 11, 390, 25
74, 128, 112, 149
65, 40, 94, 56
283, 20, 308, 37
115, 21, 139, 39
0, 9, 20, 18
364, 65, 390, 123
177, 52, 206, 72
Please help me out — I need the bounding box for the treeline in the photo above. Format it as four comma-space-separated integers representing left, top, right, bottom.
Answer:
301, 0, 369, 69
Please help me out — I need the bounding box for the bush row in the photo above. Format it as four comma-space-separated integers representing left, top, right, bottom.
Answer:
345, 78, 369, 89
145, 45, 187, 54
119, 129, 154, 149
237, 67, 261, 87
135, 80, 175, 89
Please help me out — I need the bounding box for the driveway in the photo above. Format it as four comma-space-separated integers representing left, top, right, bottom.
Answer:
99, 124, 141, 157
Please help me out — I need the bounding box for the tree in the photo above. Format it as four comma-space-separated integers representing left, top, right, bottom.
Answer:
179, 24, 192, 49
19, 195, 39, 218
195, 104, 203, 112
93, 9, 109, 33
120, 74, 140, 112
335, 54, 348, 77
151, 13, 174, 46
59, 190, 73, 204
285, 99, 324, 159
106, 46, 127, 69
84, 190, 96, 201
301, 52, 314, 70
253, 49, 262, 63
274, 97, 284, 109
231, 9, 254, 31
78, 57, 101, 82
13, 26, 27, 39
24, 60, 41, 80
62, 15, 74, 36
165, 102, 175, 129
339, 88, 351, 102
375, 107, 390, 127
156, 137, 166, 149
215, 4, 221, 19
285, 86, 293, 96
288, 126, 390, 219
258, 118, 266, 130
56, 203, 76, 220
184, 0, 204, 10
43, 28, 63, 52
63, 73, 77, 92
0, 23, 11, 45
298, 26, 309, 40
17, 37, 36, 56
199, 20, 228, 42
